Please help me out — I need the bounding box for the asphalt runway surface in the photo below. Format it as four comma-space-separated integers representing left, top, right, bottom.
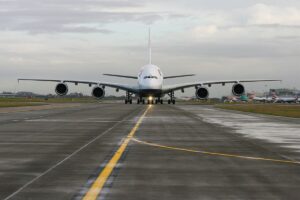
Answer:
0, 103, 300, 200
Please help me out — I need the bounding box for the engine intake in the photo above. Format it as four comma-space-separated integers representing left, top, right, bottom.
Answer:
196, 87, 209, 99
92, 86, 105, 99
232, 83, 245, 96
55, 83, 68, 96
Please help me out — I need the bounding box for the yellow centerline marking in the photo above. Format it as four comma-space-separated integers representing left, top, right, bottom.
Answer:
82, 105, 151, 200
132, 137, 300, 165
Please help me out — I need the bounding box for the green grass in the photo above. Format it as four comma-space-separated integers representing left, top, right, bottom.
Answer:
0, 97, 101, 108
177, 99, 220, 105
0, 97, 99, 103
216, 104, 300, 118
0, 102, 45, 108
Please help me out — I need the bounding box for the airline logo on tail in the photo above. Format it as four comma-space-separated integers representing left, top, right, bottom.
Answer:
271, 91, 278, 101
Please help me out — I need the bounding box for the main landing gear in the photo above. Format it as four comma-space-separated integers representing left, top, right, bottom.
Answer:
147, 99, 163, 104
167, 99, 175, 104
125, 91, 133, 104
155, 99, 163, 104
125, 94, 172, 105
137, 98, 145, 104
168, 91, 176, 104
137, 97, 164, 105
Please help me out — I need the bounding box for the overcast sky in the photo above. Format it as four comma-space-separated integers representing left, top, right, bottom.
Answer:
1, 0, 299, 97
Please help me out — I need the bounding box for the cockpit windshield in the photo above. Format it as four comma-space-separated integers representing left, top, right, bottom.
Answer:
144, 75, 158, 79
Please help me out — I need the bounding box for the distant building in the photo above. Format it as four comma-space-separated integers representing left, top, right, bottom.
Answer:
0, 92, 15, 97
268, 88, 299, 96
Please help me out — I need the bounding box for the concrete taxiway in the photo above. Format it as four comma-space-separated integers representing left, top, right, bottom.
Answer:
0, 103, 300, 200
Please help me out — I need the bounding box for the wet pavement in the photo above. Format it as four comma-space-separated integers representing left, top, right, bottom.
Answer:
0, 104, 300, 200
178, 105, 300, 155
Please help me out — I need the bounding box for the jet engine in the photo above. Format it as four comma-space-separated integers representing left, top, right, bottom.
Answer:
232, 83, 245, 96
55, 83, 68, 96
92, 86, 105, 99
196, 87, 209, 99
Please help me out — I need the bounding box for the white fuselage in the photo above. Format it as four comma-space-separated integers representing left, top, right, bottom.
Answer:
138, 64, 163, 91
275, 96, 298, 103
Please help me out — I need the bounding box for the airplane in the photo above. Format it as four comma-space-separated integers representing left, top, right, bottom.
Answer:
250, 93, 277, 103
273, 95, 299, 103
252, 96, 279, 103
250, 91, 299, 103
18, 29, 281, 105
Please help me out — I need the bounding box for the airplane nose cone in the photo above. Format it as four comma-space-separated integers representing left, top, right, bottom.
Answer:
140, 79, 162, 89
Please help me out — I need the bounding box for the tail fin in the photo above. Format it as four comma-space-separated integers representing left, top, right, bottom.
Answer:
148, 27, 152, 64
271, 91, 278, 101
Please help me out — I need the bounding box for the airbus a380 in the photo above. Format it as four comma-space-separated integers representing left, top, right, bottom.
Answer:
18, 30, 280, 104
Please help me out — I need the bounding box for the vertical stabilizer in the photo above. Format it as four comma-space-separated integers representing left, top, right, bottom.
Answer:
148, 27, 152, 64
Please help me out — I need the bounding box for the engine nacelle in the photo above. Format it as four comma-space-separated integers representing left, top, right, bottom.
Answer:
55, 83, 68, 96
92, 86, 105, 99
196, 87, 209, 99
232, 83, 245, 96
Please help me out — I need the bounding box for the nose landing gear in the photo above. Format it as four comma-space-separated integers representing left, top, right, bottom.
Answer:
136, 96, 165, 105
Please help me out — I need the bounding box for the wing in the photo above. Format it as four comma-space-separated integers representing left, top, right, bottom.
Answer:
18, 79, 139, 93
164, 74, 195, 79
162, 79, 281, 93
103, 74, 137, 79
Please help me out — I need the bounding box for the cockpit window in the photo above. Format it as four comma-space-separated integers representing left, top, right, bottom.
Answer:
144, 75, 158, 79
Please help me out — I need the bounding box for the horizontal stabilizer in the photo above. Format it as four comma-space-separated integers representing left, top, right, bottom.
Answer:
103, 74, 137, 79
164, 74, 195, 79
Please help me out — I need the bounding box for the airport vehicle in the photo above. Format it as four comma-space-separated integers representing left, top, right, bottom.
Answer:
18, 30, 280, 104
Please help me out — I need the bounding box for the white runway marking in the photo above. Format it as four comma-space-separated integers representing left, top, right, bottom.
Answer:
0, 142, 65, 145
3, 109, 141, 200
25, 119, 124, 123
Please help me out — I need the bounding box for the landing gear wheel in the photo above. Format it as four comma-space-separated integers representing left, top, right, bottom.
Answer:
155, 100, 158, 104
172, 100, 176, 104
137, 99, 140, 104
160, 99, 163, 104
147, 100, 150, 104
168, 100, 171, 104
125, 99, 128, 104
142, 99, 145, 104
129, 99, 133, 104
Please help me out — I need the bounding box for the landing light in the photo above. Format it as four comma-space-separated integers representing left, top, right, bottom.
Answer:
148, 96, 153, 101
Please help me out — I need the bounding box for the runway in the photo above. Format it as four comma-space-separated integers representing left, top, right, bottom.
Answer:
0, 103, 300, 200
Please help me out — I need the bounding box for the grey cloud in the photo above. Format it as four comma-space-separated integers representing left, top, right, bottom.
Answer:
220, 24, 300, 30
125, 41, 300, 59
252, 24, 300, 29
0, 0, 144, 8
0, 0, 180, 34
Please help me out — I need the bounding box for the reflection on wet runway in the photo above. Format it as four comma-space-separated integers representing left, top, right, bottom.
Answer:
179, 106, 300, 152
